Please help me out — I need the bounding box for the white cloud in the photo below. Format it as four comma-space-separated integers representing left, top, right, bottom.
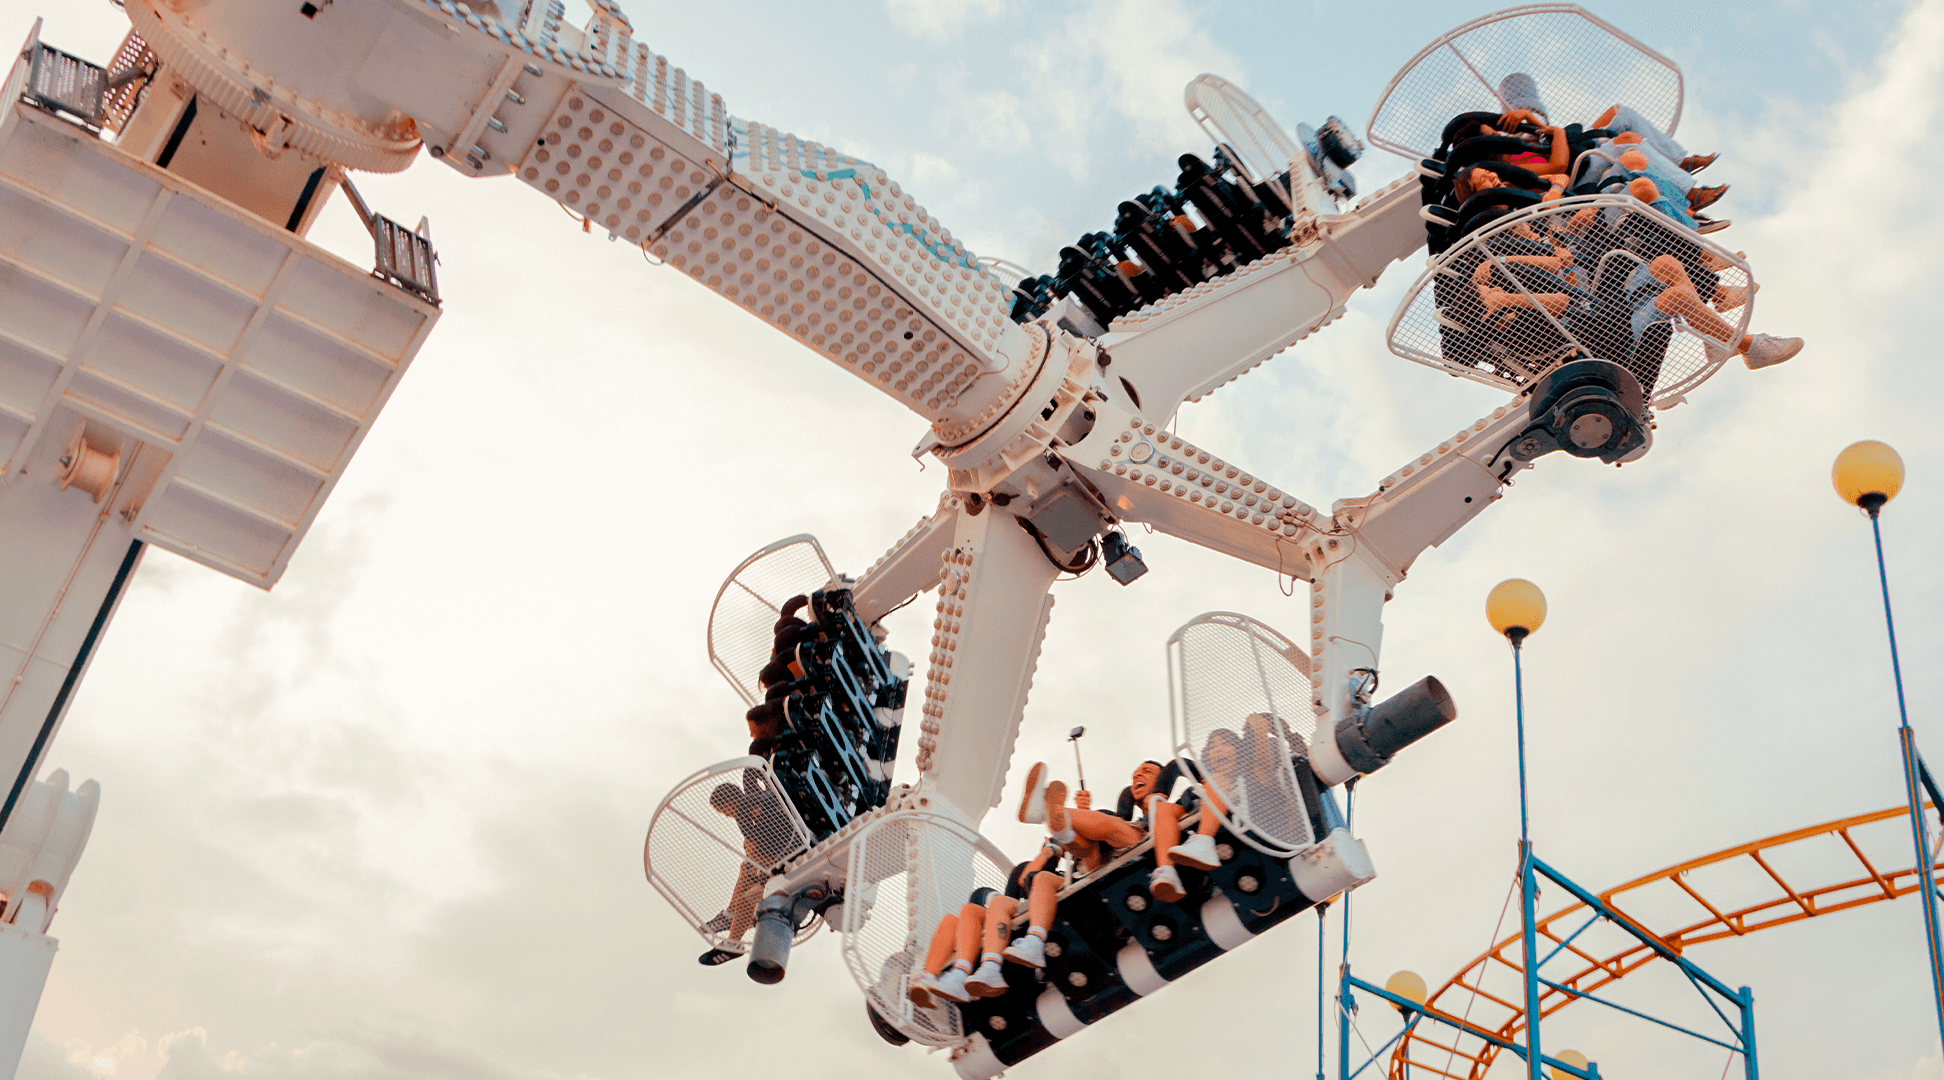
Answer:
1015, 0, 1246, 180
884, 0, 1007, 41
11, 2, 1944, 1080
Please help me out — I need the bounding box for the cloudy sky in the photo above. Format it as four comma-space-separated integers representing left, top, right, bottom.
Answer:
6, 0, 1942, 1078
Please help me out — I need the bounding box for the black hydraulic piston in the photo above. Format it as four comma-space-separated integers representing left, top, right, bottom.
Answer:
1333, 675, 1458, 775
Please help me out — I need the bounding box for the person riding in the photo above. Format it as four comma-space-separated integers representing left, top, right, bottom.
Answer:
909, 844, 1064, 1006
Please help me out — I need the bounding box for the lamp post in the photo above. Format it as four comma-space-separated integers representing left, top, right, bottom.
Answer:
1487, 578, 1548, 1080
1831, 440, 1944, 1046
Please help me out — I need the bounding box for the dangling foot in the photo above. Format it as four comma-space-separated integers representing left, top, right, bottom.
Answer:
1150, 864, 1186, 903
1017, 762, 1049, 825
1687, 184, 1729, 213
1694, 215, 1732, 235
698, 948, 741, 966
700, 910, 733, 934
909, 974, 939, 1010
931, 965, 973, 1004
1045, 780, 1072, 845
965, 958, 1009, 998
1679, 152, 1720, 173
1004, 933, 1047, 969
1742, 334, 1803, 370
1168, 833, 1221, 871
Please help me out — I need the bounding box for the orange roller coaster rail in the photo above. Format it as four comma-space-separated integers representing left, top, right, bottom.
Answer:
1390, 804, 1944, 1080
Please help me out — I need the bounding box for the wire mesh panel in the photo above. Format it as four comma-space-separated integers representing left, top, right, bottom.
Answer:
101, 31, 155, 133
1387, 194, 1751, 406
1186, 74, 1300, 193
708, 534, 838, 706
1166, 613, 1316, 857
644, 756, 817, 954
840, 810, 1010, 1047
1366, 5, 1682, 161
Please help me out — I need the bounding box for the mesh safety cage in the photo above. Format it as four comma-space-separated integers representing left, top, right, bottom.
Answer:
708, 534, 838, 707
1366, 5, 1682, 162
1387, 195, 1753, 406
839, 809, 1012, 1048
644, 756, 818, 954
1167, 612, 1317, 857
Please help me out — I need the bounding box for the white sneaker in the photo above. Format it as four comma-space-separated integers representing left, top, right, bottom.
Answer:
930, 966, 972, 1004
1004, 934, 1046, 969
1169, 833, 1220, 871
965, 959, 1008, 998
1742, 334, 1803, 370
1150, 864, 1186, 903
1017, 762, 1049, 825
1045, 780, 1070, 844
908, 974, 937, 1010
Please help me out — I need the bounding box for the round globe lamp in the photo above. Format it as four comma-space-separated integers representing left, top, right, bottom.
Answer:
1486, 579, 1547, 645
1833, 440, 1904, 515
1385, 969, 1428, 1011
1549, 1049, 1590, 1080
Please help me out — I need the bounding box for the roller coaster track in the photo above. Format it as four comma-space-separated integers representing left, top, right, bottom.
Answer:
1390, 804, 1944, 1079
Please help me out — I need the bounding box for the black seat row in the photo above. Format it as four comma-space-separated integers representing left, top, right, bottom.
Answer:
744, 589, 907, 841
1008, 145, 1320, 330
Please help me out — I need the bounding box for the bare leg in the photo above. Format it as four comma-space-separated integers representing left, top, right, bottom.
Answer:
1059, 801, 1146, 851
1481, 286, 1570, 317
953, 901, 982, 968
1647, 255, 1746, 346
983, 896, 1017, 956
1153, 799, 1184, 868
910, 909, 961, 1006
923, 912, 959, 977
1028, 870, 1058, 930
726, 860, 766, 942
1196, 805, 1222, 836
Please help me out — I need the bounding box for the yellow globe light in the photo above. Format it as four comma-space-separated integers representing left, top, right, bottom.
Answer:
1832, 440, 1904, 512
1385, 969, 1428, 1009
1550, 1049, 1590, 1080
1486, 578, 1547, 641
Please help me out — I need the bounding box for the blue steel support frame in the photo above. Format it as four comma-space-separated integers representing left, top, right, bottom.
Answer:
1331, 626, 1757, 1080
1512, 640, 1543, 1080
1334, 854, 1760, 1080
1868, 508, 1944, 1047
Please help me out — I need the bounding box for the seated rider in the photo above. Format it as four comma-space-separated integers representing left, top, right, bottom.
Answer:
1469, 239, 1803, 372
1016, 758, 1224, 905
1489, 73, 1727, 226
1118, 758, 1224, 903
697, 771, 800, 966
909, 843, 1063, 1006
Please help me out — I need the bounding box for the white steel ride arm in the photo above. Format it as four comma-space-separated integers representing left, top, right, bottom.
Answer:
907, 505, 1059, 824
1305, 399, 1549, 782
1053, 387, 1563, 785
850, 495, 962, 627
1097, 175, 1425, 423
123, 1, 1043, 445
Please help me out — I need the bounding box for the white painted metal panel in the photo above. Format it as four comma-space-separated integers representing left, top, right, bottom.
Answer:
0, 92, 440, 587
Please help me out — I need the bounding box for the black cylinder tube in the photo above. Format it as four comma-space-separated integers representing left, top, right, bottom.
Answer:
1333, 675, 1457, 775
746, 893, 796, 984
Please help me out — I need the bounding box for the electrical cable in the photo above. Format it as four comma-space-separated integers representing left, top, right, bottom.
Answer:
1439, 866, 1523, 1080
1016, 516, 1099, 577
875, 588, 923, 623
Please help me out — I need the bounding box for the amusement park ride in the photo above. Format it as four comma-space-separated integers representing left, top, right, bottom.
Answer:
0, 1, 1928, 1077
